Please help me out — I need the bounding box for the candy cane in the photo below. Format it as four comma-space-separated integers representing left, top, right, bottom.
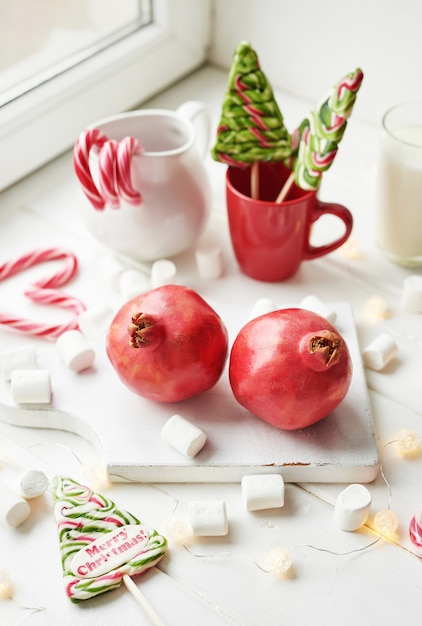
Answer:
73, 128, 108, 210
116, 136, 143, 205
98, 140, 120, 209
0, 248, 77, 286
0, 248, 86, 340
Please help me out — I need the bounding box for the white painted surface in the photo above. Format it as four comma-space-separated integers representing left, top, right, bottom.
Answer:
0, 67, 422, 625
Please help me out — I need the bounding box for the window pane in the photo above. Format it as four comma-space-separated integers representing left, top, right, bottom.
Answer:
0, 0, 152, 106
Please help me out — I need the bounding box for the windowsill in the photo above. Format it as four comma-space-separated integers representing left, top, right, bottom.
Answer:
1, 64, 421, 626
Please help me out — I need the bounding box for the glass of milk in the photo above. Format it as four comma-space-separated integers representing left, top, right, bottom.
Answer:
376, 102, 422, 266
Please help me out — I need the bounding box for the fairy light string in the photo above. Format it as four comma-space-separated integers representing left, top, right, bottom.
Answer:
0, 568, 45, 622
167, 429, 422, 575
4, 429, 421, 598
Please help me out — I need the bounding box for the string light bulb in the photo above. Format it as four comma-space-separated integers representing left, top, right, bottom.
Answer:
364, 295, 389, 322
0, 569, 13, 599
373, 510, 399, 538
264, 547, 292, 576
395, 430, 419, 456
166, 517, 193, 544
83, 464, 111, 491
339, 237, 362, 260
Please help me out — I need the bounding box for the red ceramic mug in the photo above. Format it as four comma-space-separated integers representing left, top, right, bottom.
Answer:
226, 161, 353, 282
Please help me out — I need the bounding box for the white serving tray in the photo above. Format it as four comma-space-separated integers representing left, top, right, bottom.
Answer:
0, 301, 379, 484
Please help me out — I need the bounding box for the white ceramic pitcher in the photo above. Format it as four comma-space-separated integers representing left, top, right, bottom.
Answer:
74, 101, 211, 262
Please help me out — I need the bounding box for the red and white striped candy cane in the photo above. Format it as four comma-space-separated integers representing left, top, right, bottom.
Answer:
73, 128, 108, 210
0, 248, 86, 340
98, 139, 120, 209
116, 136, 143, 205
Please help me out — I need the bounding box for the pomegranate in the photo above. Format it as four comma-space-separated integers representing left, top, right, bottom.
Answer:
106, 285, 228, 402
229, 308, 353, 430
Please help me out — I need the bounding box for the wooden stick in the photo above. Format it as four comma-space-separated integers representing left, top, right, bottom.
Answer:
275, 171, 295, 204
123, 575, 166, 626
250, 161, 259, 199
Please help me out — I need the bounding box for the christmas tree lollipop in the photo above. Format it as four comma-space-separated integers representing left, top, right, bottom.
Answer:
211, 41, 291, 198
52, 476, 167, 622
276, 68, 364, 202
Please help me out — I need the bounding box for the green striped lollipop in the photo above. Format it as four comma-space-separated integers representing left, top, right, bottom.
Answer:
292, 68, 364, 191
52, 476, 167, 603
211, 41, 291, 167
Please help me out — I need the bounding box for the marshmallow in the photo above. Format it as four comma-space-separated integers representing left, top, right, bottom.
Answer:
334, 484, 372, 531
14, 469, 49, 499
11, 369, 51, 404
401, 275, 422, 313
0, 482, 31, 527
241, 474, 285, 511
300, 295, 337, 323
161, 414, 206, 458
195, 244, 224, 279
248, 297, 277, 321
118, 269, 150, 301
98, 254, 127, 287
0, 346, 37, 381
151, 259, 177, 288
362, 333, 398, 371
56, 330, 95, 372
78, 303, 114, 340
188, 500, 228, 536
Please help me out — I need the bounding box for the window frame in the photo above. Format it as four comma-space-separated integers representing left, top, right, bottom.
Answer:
0, 0, 212, 192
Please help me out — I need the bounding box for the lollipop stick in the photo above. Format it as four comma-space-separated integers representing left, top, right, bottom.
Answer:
275, 172, 294, 204
123, 575, 166, 626
250, 162, 259, 199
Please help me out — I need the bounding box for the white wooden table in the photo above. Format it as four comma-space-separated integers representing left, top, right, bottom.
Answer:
1, 67, 421, 626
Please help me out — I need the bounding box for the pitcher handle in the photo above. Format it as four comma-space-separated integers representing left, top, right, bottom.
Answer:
176, 100, 210, 159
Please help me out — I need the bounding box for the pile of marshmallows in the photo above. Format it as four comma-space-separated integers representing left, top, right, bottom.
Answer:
0, 468, 49, 529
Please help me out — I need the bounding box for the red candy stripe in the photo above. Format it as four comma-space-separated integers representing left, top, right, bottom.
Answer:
98, 140, 120, 209
74, 129, 143, 210
116, 136, 143, 205
0, 248, 86, 340
73, 129, 108, 210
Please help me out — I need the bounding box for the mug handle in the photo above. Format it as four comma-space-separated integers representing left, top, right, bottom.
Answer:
176, 100, 210, 158
303, 200, 353, 260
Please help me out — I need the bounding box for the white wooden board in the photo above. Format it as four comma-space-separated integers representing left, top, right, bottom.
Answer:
0, 301, 379, 483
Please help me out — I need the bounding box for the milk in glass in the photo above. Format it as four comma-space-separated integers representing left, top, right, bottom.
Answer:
376, 103, 422, 266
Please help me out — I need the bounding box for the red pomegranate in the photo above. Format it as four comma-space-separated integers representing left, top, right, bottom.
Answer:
229, 308, 353, 430
106, 285, 228, 402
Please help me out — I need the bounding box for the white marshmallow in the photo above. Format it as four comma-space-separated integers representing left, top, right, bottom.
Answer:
362, 333, 398, 371
14, 469, 49, 500
151, 259, 177, 288
188, 500, 228, 536
241, 474, 285, 511
248, 297, 277, 321
195, 244, 224, 279
98, 254, 127, 287
56, 330, 95, 372
161, 414, 206, 458
11, 369, 51, 404
300, 295, 337, 323
0, 346, 37, 381
401, 275, 422, 313
118, 269, 150, 301
0, 482, 31, 527
334, 483, 372, 531
78, 303, 114, 340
